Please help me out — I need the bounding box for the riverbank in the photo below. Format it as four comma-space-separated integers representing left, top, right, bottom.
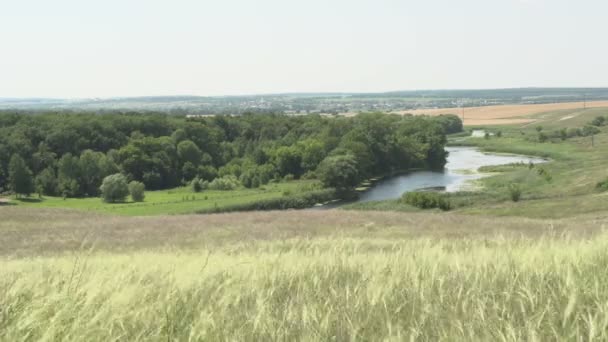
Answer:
340, 146, 545, 211
346, 106, 608, 218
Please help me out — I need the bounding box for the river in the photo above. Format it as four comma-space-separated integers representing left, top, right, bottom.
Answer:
333, 146, 547, 205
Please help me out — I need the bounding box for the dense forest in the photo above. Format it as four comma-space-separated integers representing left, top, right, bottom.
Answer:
0, 111, 461, 197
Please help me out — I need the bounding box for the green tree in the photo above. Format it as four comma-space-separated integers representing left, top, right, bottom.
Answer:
317, 155, 359, 193
128, 181, 145, 202
8, 154, 34, 197
182, 162, 198, 181
79, 150, 105, 196
272, 146, 302, 177
35, 167, 58, 196
177, 140, 202, 166
57, 153, 82, 197
171, 128, 188, 145
100, 174, 129, 203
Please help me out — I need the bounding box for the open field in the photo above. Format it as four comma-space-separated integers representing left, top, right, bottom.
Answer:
3, 207, 605, 257
2, 208, 608, 340
1, 181, 321, 216
401, 100, 608, 126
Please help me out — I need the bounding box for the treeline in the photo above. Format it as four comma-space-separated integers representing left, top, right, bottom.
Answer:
0, 111, 460, 197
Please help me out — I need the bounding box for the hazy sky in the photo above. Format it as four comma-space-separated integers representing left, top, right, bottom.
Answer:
1, 0, 607, 98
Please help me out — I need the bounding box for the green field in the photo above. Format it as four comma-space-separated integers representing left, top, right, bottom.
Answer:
4, 181, 321, 216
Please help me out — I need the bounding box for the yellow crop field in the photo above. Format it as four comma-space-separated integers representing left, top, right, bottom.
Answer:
401, 100, 608, 126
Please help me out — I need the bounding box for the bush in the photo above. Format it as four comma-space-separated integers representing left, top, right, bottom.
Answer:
100, 174, 129, 203
401, 191, 451, 211
567, 128, 582, 138
590, 116, 606, 127
596, 178, 608, 192
536, 167, 552, 182
196, 189, 336, 213
582, 125, 600, 137
208, 175, 240, 191
128, 181, 145, 202
191, 177, 202, 192
508, 183, 521, 202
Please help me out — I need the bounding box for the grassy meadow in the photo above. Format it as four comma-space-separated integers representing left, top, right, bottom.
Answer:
3, 180, 321, 216
2, 208, 608, 340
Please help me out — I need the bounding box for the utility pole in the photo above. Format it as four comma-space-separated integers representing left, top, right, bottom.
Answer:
584, 94, 587, 110
461, 100, 465, 124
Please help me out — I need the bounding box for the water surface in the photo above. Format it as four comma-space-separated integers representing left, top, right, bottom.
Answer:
355, 146, 545, 203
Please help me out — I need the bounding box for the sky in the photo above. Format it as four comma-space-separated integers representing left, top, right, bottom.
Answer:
1, 0, 607, 98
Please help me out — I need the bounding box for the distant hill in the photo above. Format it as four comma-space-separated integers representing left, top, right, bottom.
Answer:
2, 88, 608, 115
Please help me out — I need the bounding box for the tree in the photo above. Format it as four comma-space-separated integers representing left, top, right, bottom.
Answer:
128, 181, 145, 202
177, 140, 202, 166
100, 174, 129, 203
171, 128, 188, 145
272, 146, 303, 177
8, 154, 34, 197
316, 155, 359, 193
35, 167, 58, 196
300, 140, 326, 172
57, 153, 82, 197
79, 150, 104, 196
182, 162, 198, 181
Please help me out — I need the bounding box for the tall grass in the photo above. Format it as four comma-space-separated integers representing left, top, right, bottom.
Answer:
2, 234, 608, 341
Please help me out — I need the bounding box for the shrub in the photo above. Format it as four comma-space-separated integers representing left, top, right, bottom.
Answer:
590, 116, 606, 127
196, 189, 336, 213
582, 125, 600, 137
100, 174, 129, 203
128, 181, 145, 202
208, 175, 240, 191
567, 128, 582, 138
508, 183, 521, 202
401, 191, 451, 211
191, 177, 202, 192
596, 178, 608, 192
536, 167, 552, 182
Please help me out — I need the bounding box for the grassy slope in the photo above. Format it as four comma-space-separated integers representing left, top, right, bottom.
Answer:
4, 181, 320, 216
2, 208, 608, 340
